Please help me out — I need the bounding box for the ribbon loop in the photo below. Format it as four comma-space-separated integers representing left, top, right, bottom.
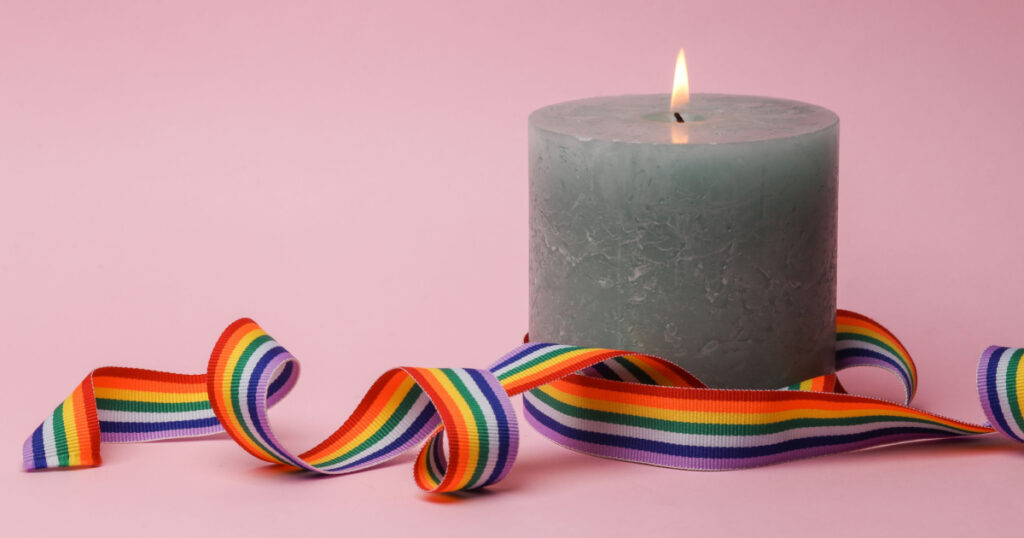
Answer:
835, 310, 917, 404
402, 368, 518, 492
206, 319, 517, 492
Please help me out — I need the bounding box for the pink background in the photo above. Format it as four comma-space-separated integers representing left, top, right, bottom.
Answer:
3, 0, 1023, 535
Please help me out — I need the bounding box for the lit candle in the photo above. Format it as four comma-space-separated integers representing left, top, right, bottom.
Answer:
528, 49, 838, 388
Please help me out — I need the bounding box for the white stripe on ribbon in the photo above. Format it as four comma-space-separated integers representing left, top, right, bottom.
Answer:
97, 409, 217, 424
42, 414, 59, 467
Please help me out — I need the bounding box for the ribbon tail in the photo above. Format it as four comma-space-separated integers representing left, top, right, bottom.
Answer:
22, 365, 232, 471
23, 373, 101, 471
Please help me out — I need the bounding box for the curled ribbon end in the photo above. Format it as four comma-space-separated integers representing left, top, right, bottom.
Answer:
977, 346, 1024, 443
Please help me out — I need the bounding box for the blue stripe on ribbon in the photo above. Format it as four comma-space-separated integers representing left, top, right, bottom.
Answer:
99, 417, 221, 433
267, 360, 294, 398
591, 362, 623, 382
467, 368, 513, 486
31, 424, 47, 468
432, 431, 446, 473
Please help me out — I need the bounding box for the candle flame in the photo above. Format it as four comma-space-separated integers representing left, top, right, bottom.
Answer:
671, 48, 690, 114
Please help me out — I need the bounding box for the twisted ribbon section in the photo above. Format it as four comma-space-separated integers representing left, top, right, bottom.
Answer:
23, 310, 1024, 492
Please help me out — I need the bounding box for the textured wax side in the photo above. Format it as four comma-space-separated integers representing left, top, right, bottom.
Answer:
529, 96, 839, 389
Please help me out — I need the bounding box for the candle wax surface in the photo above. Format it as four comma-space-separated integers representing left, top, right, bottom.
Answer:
529, 93, 839, 389
529, 93, 838, 145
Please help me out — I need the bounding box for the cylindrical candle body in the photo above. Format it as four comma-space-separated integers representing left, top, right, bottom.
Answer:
529, 93, 838, 388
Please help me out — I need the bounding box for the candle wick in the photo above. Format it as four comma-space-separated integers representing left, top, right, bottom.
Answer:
673, 112, 685, 123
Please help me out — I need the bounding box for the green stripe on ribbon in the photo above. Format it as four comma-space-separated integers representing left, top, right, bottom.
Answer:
52, 402, 69, 466
1006, 348, 1024, 431
96, 398, 211, 413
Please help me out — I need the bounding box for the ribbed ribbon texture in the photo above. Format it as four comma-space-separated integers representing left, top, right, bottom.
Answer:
23, 310, 1024, 492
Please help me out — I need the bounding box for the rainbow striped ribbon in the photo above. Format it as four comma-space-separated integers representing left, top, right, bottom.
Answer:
23, 310, 1024, 492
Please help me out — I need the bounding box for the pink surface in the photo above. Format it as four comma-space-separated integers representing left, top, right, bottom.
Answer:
3, 0, 1023, 535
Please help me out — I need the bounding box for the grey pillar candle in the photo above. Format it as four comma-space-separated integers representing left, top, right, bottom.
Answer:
529, 93, 838, 389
